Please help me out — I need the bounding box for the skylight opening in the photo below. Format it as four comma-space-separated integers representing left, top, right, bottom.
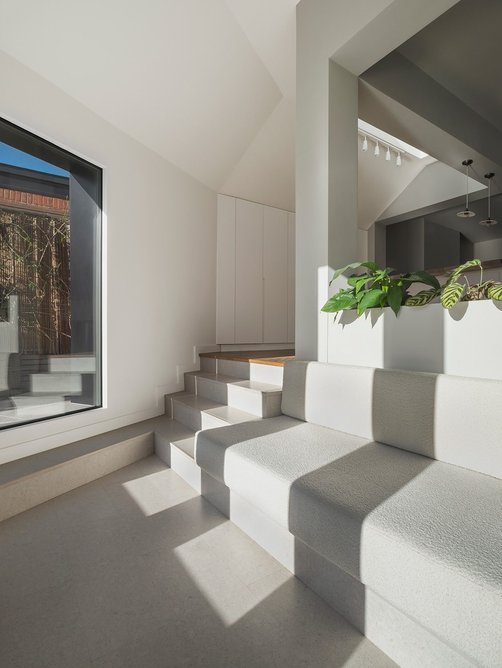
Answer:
358, 120, 429, 159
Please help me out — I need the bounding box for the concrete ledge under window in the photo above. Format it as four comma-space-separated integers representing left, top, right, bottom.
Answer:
0, 417, 174, 522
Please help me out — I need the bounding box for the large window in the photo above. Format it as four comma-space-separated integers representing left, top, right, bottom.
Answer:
0, 118, 101, 428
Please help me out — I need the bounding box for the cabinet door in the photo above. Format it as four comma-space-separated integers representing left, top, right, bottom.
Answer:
287, 212, 295, 343
235, 199, 263, 343
216, 194, 236, 343
263, 207, 288, 343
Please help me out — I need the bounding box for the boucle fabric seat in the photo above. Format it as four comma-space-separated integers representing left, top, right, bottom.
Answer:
194, 361, 502, 666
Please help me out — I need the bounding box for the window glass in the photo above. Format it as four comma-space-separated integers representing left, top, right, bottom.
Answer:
0, 118, 101, 429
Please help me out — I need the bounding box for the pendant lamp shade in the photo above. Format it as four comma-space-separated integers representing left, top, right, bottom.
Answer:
457, 159, 476, 218
479, 172, 498, 227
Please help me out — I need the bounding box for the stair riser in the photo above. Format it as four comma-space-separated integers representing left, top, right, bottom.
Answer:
49, 356, 96, 374
194, 376, 228, 404
0, 434, 153, 523
30, 373, 82, 395
215, 358, 249, 380
189, 375, 282, 417
249, 363, 283, 386
11, 396, 69, 417
216, 359, 283, 385
227, 385, 282, 417
155, 439, 202, 493
184, 373, 197, 394
199, 357, 217, 373
172, 399, 203, 431
200, 358, 284, 386
171, 399, 231, 430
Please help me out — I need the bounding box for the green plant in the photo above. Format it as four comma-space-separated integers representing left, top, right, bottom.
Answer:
440, 259, 502, 308
321, 261, 440, 317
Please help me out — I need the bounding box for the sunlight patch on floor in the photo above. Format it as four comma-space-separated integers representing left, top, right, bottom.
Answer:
174, 522, 291, 626
121, 468, 198, 516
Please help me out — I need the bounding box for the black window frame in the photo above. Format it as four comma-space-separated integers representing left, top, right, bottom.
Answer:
0, 116, 102, 430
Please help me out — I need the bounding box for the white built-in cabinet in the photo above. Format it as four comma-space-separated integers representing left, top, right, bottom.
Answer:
216, 194, 295, 344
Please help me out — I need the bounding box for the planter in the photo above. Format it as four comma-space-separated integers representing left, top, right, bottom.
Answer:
327, 299, 502, 380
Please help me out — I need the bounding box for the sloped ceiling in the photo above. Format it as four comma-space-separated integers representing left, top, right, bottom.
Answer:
358, 150, 434, 229
1, 0, 482, 217
0, 0, 297, 204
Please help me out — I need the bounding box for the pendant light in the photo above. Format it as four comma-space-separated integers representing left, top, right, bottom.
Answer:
362, 136, 368, 151
374, 141, 380, 157
457, 159, 476, 218
396, 152, 402, 167
479, 172, 498, 227
385, 147, 391, 161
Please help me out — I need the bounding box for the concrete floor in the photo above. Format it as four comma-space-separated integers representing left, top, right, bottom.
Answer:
0, 456, 394, 667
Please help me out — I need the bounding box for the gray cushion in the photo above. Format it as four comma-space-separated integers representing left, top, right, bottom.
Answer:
195, 419, 502, 666
281, 361, 502, 480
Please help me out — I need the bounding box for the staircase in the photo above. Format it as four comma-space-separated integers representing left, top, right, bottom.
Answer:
154, 351, 291, 492
0, 350, 291, 522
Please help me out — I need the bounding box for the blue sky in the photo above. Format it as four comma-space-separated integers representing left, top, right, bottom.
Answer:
0, 142, 69, 177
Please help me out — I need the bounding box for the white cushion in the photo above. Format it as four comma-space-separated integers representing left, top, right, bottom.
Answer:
282, 361, 502, 480
195, 420, 502, 666
281, 361, 375, 439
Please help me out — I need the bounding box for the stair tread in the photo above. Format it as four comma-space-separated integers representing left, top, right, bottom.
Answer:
186, 371, 282, 393
204, 405, 260, 425
172, 393, 223, 411
172, 393, 259, 425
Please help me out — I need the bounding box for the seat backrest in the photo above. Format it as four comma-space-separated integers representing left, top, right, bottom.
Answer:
281, 360, 502, 480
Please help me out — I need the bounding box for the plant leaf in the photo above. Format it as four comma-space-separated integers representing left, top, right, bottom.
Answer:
329, 261, 379, 285
441, 282, 465, 309
488, 283, 502, 301
355, 277, 371, 294
321, 292, 357, 312
405, 289, 437, 307
449, 259, 481, 282
357, 288, 384, 315
387, 284, 403, 316
404, 271, 441, 290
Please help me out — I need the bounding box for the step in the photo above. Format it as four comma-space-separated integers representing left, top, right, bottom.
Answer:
30, 372, 82, 395
9, 394, 70, 418
184, 372, 282, 417
0, 417, 170, 522
200, 357, 284, 385
153, 418, 201, 492
169, 392, 259, 431
48, 355, 96, 374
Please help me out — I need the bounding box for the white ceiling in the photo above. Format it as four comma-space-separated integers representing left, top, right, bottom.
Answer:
358, 149, 434, 229
1, 0, 481, 218
0, 0, 298, 208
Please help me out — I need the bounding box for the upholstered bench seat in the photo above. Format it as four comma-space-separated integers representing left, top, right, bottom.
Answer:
194, 361, 502, 666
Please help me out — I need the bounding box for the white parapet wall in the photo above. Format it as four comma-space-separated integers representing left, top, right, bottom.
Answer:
327, 300, 502, 380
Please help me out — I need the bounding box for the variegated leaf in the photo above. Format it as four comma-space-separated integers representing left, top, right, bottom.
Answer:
405, 290, 437, 307
488, 283, 502, 301
441, 282, 465, 309
449, 258, 481, 281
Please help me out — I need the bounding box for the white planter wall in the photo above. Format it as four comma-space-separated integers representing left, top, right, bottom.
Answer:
217, 194, 295, 345
327, 300, 502, 380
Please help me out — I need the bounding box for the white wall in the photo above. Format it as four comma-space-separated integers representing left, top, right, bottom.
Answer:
221, 98, 295, 212
0, 52, 217, 462
295, 0, 461, 361
473, 238, 502, 262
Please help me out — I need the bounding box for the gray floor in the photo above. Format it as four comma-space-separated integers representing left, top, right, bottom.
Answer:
0, 456, 394, 667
